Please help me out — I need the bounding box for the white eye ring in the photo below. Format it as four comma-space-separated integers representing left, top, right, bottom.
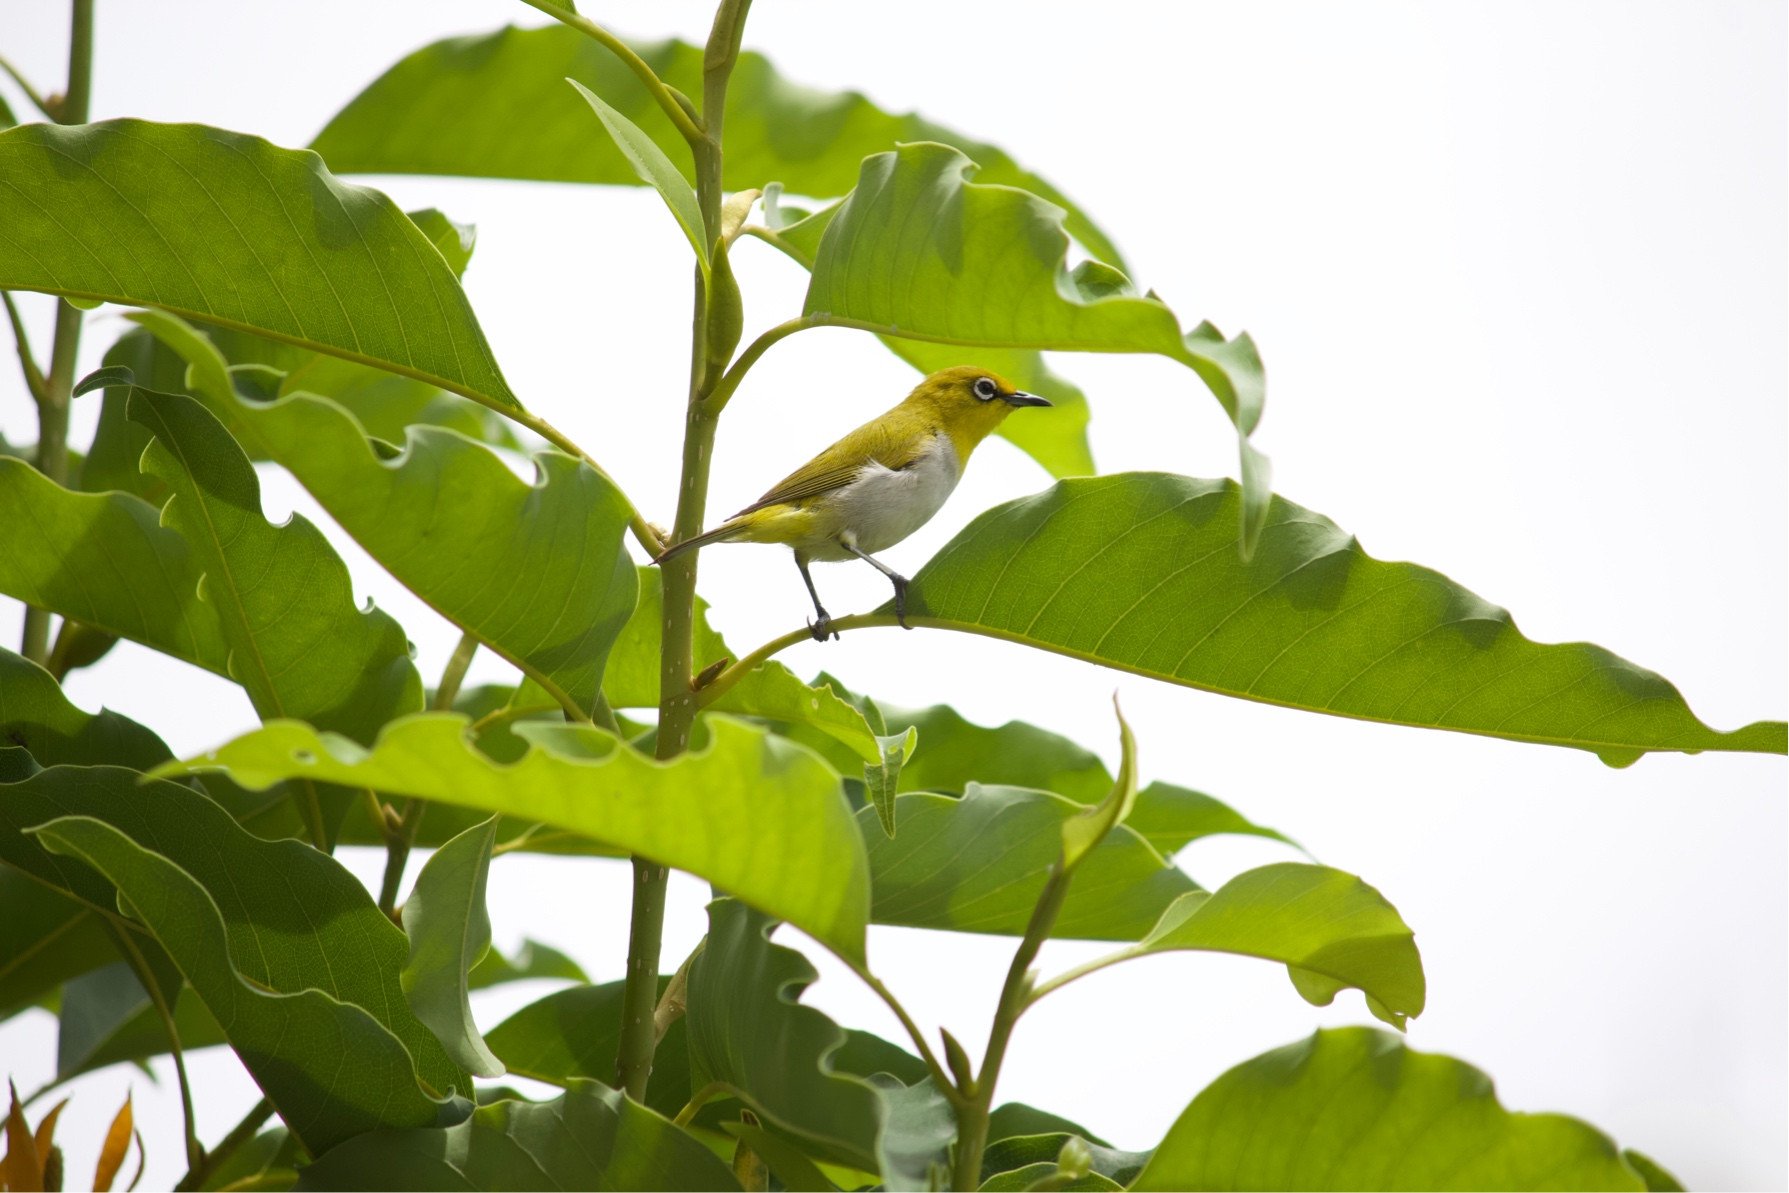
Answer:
973, 377, 997, 400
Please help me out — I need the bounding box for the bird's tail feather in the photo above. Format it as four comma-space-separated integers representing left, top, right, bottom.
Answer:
651, 521, 743, 565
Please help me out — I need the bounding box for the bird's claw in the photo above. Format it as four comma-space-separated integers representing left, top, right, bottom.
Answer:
807, 615, 839, 643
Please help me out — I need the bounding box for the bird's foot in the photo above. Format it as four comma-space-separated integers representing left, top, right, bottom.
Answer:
892, 576, 911, 630
808, 614, 839, 643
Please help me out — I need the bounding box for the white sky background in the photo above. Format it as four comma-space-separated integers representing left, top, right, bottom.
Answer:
0, 1, 1784, 1188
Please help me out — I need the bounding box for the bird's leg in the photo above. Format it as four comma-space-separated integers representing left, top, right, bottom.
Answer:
795, 555, 838, 642
839, 541, 912, 629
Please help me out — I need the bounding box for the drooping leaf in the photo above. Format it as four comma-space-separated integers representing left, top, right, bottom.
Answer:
160, 714, 872, 963
900, 474, 1787, 762
147, 373, 634, 720
402, 816, 505, 1078
609, 568, 879, 763
566, 79, 707, 268
863, 785, 1195, 940
685, 900, 884, 1172
467, 939, 587, 990
129, 389, 424, 740
0, 460, 227, 676
292, 1081, 738, 1191
309, 25, 1124, 268
804, 144, 1267, 544
11, 770, 467, 1154
1068, 863, 1424, 1030
1131, 1028, 1659, 1191
0, 119, 521, 411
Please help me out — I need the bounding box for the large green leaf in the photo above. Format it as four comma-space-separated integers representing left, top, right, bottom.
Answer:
0, 460, 227, 675
0, 119, 519, 411
1131, 1028, 1659, 1191
0, 869, 114, 1023
156, 368, 635, 719
487, 978, 690, 1118
750, 206, 1095, 480
160, 713, 871, 963
863, 785, 1196, 940
608, 568, 879, 762
402, 817, 505, 1078
1047, 863, 1424, 1030
54, 960, 226, 1084
900, 473, 1787, 762
293, 1080, 738, 1191
309, 24, 1123, 267
4, 767, 467, 1154
804, 144, 1268, 543
130, 388, 423, 740
685, 900, 885, 1173
0, 648, 172, 772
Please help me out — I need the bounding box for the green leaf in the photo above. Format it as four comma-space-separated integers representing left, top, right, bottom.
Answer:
0, 119, 520, 411
0, 648, 172, 773
129, 388, 423, 741
901, 474, 1787, 761
7, 768, 468, 1154
197, 1128, 301, 1192
486, 978, 691, 1118
980, 1165, 1118, 1192
979, 1135, 1147, 1189
166, 378, 634, 720
862, 786, 1195, 940
405, 208, 477, 277
402, 817, 505, 1078
607, 568, 879, 763
986, 1105, 1109, 1150
804, 144, 1267, 545
467, 939, 587, 990
160, 714, 872, 963
0, 870, 114, 1023
566, 79, 707, 268
1622, 1150, 1685, 1192
310, 25, 1124, 268
0, 460, 227, 675
54, 962, 227, 1084
1131, 1028, 1659, 1191
293, 1081, 738, 1191
685, 900, 884, 1172
863, 725, 916, 839
1084, 863, 1424, 1030
723, 1121, 837, 1192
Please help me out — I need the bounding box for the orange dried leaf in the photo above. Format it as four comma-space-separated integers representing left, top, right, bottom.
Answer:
2, 1082, 45, 1193
30, 1100, 67, 1166
91, 1094, 132, 1193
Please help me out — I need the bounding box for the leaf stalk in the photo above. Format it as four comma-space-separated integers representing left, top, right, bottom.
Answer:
379, 631, 479, 914
171, 1098, 273, 1193
107, 922, 204, 1175
515, 0, 705, 146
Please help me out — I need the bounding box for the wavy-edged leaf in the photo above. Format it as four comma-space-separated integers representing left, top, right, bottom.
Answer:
310, 25, 1123, 267
1131, 1028, 1658, 1191
159, 714, 871, 963
292, 1080, 738, 1191
608, 568, 878, 762
402, 817, 504, 1078
566, 79, 707, 268
162, 376, 634, 719
1074, 863, 1424, 1030
686, 900, 948, 1190
805, 144, 1267, 543
863, 785, 1195, 940
901, 473, 1787, 762
0, 460, 227, 675
0, 648, 171, 773
8, 768, 467, 1154
0, 119, 520, 410
750, 213, 1095, 480
130, 388, 423, 741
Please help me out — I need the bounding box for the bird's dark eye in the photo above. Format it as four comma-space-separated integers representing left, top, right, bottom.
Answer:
973, 377, 997, 400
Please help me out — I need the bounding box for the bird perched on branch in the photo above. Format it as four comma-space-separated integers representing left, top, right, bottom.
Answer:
653, 365, 1051, 640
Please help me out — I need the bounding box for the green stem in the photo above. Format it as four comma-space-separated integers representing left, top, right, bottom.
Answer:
20, 0, 93, 666
379, 631, 479, 914
696, 614, 899, 707
701, 315, 818, 413
501, 406, 665, 557
616, 0, 753, 1102
835, 956, 968, 1110
673, 1081, 731, 1127
172, 1098, 273, 1193
952, 863, 1074, 1190
0, 55, 56, 121
108, 923, 204, 1174
517, 0, 705, 146
2, 291, 47, 404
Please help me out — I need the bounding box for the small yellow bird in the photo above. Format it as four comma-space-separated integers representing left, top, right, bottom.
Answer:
654, 365, 1051, 640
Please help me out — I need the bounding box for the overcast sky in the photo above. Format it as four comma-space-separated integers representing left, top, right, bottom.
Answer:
1, 2, 1784, 1189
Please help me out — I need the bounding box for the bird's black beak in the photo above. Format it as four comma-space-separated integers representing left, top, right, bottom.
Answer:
1002, 390, 1052, 407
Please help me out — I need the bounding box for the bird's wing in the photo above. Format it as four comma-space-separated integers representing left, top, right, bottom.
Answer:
735, 415, 929, 515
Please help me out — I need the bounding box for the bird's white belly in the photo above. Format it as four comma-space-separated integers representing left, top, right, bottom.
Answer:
821, 433, 960, 557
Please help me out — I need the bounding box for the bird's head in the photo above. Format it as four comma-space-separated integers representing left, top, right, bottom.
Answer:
911, 365, 1052, 451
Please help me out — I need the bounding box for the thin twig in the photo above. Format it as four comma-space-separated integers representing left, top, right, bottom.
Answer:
2, 291, 48, 405
515, 0, 705, 145
0, 55, 56, 121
